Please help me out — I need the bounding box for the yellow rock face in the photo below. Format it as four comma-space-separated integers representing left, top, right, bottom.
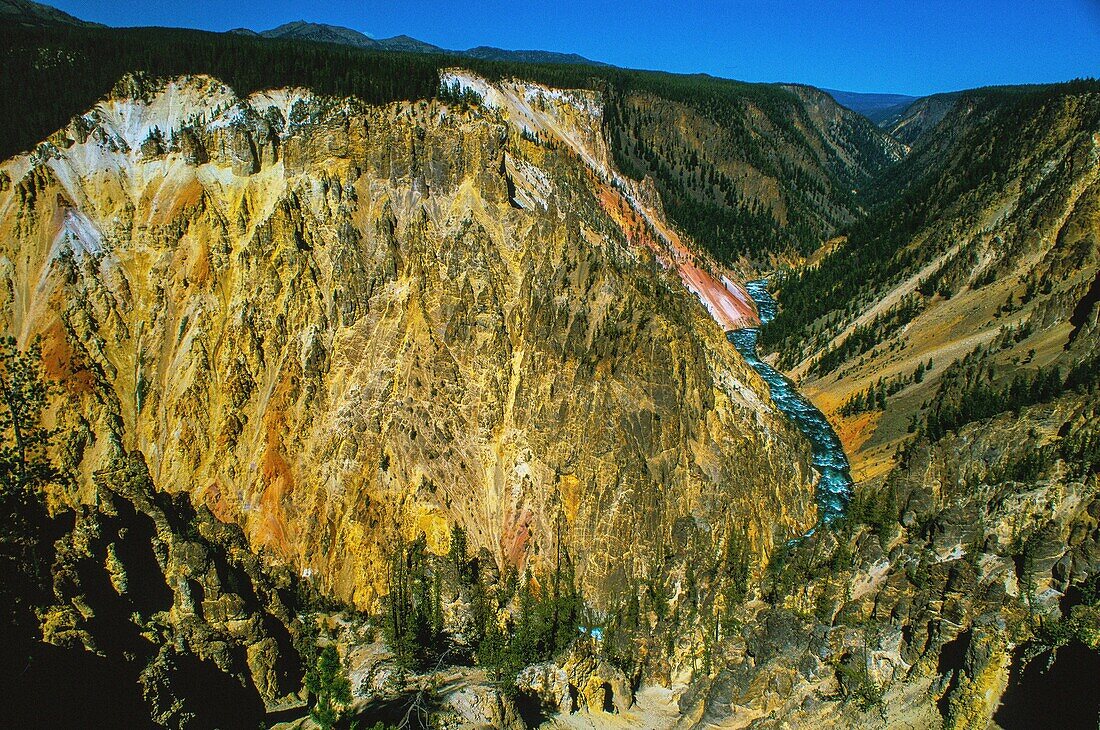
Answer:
0, 73, 816, 610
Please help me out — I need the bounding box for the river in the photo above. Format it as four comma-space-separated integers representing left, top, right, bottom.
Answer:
727, 280, 851, 525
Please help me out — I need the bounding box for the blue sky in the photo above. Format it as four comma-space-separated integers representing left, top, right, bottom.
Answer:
51, 0, 1100, 95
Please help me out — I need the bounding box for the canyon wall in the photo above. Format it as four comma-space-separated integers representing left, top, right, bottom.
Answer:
0, 73, 818, 610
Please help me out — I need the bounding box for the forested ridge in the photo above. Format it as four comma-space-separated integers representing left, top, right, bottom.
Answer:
604, 79, 898, 261
2, 20, 897, 266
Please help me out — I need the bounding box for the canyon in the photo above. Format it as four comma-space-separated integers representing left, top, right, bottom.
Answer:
0, 8, 1097, 729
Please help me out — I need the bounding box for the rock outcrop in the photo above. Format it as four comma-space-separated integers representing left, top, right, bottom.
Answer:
4, 451, 311, 728
516, 639, 633, 716
681, 392, 1100, 727
681, 83, 1100, 728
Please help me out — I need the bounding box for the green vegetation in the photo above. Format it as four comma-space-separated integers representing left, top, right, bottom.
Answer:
470, 518, 585, 690
839, 360, 933, 417
305, 645, 352, 730
1018, 574, 1100, 684
0, 23, 447, 161
718, 529, 752, 622
843, 483, 899, 543
839, 383, 887, 416
608, 92, 799, 259
379, 522, 584, 689
834, 649, 885, 712
764, 530, 851, 604
921, 348, 1100, 442
605, 79, 891, 262
437, 79, 483, 108
1059, 404, 1100, 479
477, 564, 584, 689
376, 520, 756, 695
810, 294, 923, 376
383, 535, 445, 670
0, 337, 57, 646
760, 81, 1100, 365
0, 20, 897, 267
0, 337, 56, 499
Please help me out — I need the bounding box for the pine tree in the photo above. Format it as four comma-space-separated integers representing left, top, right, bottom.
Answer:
305, 645, 351, 730
0, 337, 55, 498
477, 614, 507, 681
382, 534, 436, 669
449, 523, 468, 582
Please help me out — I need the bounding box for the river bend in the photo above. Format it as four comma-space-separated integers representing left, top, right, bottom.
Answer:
727, 280, 852, 524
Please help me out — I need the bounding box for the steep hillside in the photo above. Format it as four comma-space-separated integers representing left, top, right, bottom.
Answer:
682, 386, 1100, 728
762, 81, 1100, 478
2, 450, 318, 727
885, 92, 960, 146
0, 22, 446, 163
10, 9, 1098, 729
607, 79, 903, 264
693, 78, 1100, 729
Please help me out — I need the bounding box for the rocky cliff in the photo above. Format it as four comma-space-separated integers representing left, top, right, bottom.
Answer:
0, 72, 818, 621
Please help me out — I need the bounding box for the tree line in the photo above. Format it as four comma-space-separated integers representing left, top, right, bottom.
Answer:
2, 20, 889, 268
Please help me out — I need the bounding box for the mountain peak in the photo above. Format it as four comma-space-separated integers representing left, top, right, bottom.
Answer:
224, 19, 603, 65
377, 34, 444, 53
0, 0, 103, 27
462, 45, 606, 66
260, 20, 379, 48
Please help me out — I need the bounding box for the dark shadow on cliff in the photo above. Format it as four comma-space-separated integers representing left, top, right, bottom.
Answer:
994, 642, 1100, 728
0, 638, 154, 729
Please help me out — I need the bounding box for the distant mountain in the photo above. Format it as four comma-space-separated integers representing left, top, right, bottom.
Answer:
378, 34, 444, 54
235, 20, 604, 65
823, 88, 918, 125
254, 25, 449, 53
0, 0, 103, 26
0, 0, 607, 67
259, 20, 380, 48
463, 46, 607, 66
